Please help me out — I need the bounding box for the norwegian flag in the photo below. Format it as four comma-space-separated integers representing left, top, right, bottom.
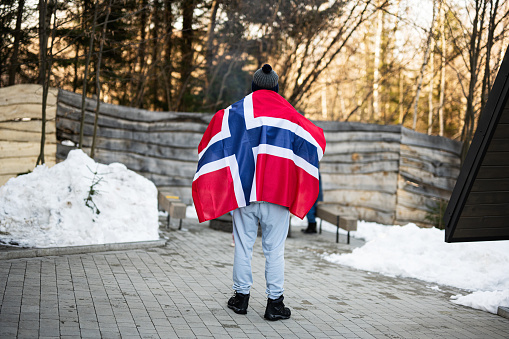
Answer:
192, 90, 326, 223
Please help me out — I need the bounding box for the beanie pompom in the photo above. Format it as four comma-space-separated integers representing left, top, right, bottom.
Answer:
252, 63, 279, 93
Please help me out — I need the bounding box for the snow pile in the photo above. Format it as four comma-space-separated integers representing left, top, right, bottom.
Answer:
0, 150, 160, 248
321, 221, 509, 314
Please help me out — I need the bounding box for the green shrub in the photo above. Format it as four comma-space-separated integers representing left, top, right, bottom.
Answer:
84, 166, 103, 217
425, 198, 448, 230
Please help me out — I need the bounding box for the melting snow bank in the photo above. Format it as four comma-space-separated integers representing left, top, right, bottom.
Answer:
321, 221, 509, 314
0, 150, 159, 248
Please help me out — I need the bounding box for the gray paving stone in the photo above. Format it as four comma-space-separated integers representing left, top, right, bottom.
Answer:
173, 328, 196, 338
80, 328, 102, 338
59, 324, 81, 335
17, 328, 39, 339
0, 221, 508, 338
139, 331, 160, 339
99, 331, 121, 339
0, 326, 18, 337
119, 326, 142, 336
190, 326, 213, 336
18, 319, 39, 329
39, 325, 60, 337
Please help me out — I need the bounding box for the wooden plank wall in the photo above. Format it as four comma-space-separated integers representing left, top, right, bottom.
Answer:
54, 89, 461, 226
315, 122, 402, 225
397, 128, 461, 226
0, 84, 58, 186
56, 89, 210, 203
315, 122, 461, 226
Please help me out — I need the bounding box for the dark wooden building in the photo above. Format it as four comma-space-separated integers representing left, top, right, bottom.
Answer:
444, 48, 509, 242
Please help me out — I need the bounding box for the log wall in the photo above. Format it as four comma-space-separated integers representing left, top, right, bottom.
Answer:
396, 128, 461, 226
0, 85, 58, 186
314, 121, 461, 226
56, 88, 210, 202
315, 122, 402, 225
1, 85, 462, 227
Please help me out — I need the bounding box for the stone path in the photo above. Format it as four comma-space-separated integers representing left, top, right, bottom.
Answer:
0, 218, 508, 338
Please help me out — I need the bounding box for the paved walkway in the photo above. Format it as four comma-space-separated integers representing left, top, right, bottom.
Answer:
1, 218, 508, 339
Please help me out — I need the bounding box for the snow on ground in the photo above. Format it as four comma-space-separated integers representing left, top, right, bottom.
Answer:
316, 219, 509, 314
0, 151, 507, 315
0, 150, 159, 248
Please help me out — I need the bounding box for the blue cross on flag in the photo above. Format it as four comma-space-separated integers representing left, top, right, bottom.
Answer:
192, 90, 326, 222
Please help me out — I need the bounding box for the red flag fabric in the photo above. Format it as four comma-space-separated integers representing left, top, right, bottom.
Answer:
192, 90, 326, 223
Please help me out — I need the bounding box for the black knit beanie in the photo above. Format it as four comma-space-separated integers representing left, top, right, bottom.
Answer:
252, 64, 279, 93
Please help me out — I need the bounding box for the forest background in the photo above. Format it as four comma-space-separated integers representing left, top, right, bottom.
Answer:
1, 0, 508, 161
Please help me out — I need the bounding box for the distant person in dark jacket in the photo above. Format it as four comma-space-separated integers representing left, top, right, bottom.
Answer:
302, 171, 322, 234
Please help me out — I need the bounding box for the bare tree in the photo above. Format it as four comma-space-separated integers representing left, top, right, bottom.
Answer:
150, 0, 162, 108
428, 36, 435, 135
438, 0, 446, 137
398, 70, 404, 124
412, 0, 436, 130
91, 0, 112, 158
37, 0, 57, 166
8, 0, 25, 86
163, 0, 174, 110
372, 0, 386, 121
79, 0, 99, 150
480, 0, 500, 117
176, 0, 195, 111
284, 0, 378, 106
134, 0, 149, 108
203, 0, 220, 106
459, 0, 487, 161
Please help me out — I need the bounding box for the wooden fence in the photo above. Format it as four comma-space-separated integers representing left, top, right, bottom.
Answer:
56, 88, 210, 202
1, 85, 462, 226
397, 128, 461, 225
0, 85, 58, 186
315, 121, 461, 226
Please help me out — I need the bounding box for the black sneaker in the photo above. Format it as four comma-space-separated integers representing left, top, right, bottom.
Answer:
301, 222, 317, 234
227, 292, 250, 314
264, 295, 291, 321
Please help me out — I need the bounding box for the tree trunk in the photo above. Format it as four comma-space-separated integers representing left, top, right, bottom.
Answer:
150, 0, 161, 109
428, 37, 435, 135
163, 0, 174, 111
398, 70, 404, 124
37, 0, 56, 166
215, 60, 235, 108
38, 0, 48, 87
135, 0, 149, 108
79, 0, 99, 149
412, 0, 436, 130
460, 0, 487, 162
177, 0, 195, 112
91, 0, 112, 159
204, 0, 220, 105
480, 0, 499, 120
438, 0, 446, 137
73, 44, 80, 92
372, 1, 384, 122
8, 0, 25, 86
499, 1, 509, 68
37, 0, 48, 165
